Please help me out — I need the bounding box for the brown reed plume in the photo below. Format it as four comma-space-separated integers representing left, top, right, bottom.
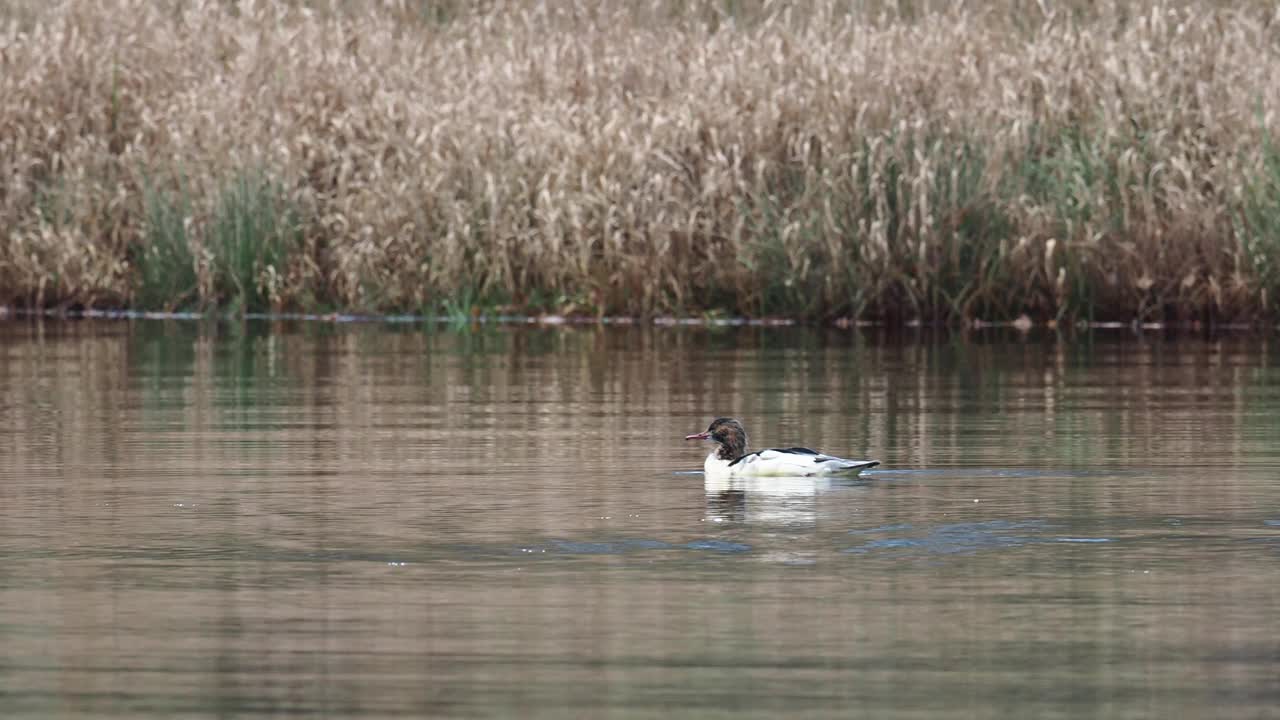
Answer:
1, 0, 1277, 322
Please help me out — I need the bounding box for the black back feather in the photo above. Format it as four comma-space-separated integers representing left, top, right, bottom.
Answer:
728, 446, 820, 466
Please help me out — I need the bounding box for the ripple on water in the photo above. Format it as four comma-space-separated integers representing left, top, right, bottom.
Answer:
509, 537, 752, 556
844, 519, 1113, 555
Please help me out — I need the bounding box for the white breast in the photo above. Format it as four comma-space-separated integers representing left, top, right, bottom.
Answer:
704, 453, 734, 478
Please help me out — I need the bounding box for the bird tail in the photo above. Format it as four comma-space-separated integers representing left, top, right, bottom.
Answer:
837, 460, 879, 474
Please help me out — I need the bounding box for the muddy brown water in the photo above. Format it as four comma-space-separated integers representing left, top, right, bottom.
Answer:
2, 320, 1278, 718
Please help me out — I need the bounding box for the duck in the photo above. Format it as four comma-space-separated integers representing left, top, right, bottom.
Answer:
686, 417, 879, 478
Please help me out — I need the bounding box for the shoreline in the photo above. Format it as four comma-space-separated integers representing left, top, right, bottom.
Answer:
0, 306, 1269, 334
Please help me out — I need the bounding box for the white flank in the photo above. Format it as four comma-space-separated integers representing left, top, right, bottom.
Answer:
704, 449, 878, 479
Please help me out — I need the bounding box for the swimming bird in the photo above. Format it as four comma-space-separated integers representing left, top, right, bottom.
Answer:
685, 417, 879, 478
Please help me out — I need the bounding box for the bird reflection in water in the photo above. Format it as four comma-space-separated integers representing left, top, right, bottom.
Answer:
705, 487, 747, 523
703, 475, 851, 527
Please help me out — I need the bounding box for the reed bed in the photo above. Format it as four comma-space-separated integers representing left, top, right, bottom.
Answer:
1, 0, 1278, 322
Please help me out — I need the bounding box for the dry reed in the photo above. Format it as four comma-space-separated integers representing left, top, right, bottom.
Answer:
1, 0, 1278, 321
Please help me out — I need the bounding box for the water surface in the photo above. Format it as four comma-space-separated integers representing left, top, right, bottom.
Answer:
2, 321, 1278, 718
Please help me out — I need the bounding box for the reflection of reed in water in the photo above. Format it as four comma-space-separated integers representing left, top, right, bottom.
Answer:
3, 322, 1276, 538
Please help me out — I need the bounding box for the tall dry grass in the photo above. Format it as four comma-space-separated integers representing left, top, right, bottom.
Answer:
1, 0, 1278, 321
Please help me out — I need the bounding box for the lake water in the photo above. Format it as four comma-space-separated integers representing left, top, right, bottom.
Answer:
2, 320, 1278, 718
